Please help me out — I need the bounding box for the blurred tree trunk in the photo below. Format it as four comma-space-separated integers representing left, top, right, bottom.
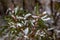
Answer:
0, 0, 12, 14
0, 2, 4, 15
24, 0, 35, 12
13, 0, 23, 7
0, 0, 35, 13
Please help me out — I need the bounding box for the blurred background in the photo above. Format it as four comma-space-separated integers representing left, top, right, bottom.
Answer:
0, 0, 60, 40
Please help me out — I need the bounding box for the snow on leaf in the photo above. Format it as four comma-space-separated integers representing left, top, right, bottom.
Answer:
30, 20, 36, 26
16, 23, 23, 27
57, 12, 60, 16
8, 22, 14, 25
32, 15, 39, 18
23, 27, 29, 35
14, 6, 19, 14
32, 20, 36, 23
20, 7, 23, 10
40, 31, 45, 37
24, 13, 31, 19
43, 11, 47, 14
41, 15, 48, 19
24, 35, 28, 39
24, 20, 28, 25
10, 25, 16, 28
48, 27, 54, 31
41, 18, 51, 21
16, 16, 24, 19
35, 30, 40, 36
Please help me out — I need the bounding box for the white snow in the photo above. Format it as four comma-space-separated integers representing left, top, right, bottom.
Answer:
23, 28, 29, 35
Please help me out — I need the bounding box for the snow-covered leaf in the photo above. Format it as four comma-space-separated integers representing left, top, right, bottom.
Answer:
16, 16, 24, 19
40, 31, 45, 37
23, 28, 29, 35
24, 35, 28, 39
41, 15, 48, 19
24, 13, 31, 19
20, 7, 23, 10
14, 6, 19, 14
48, 27, 54, 31
41, 18, 51, 21
16, 23, 23, 27
32, 15, 39, 18
43, 11, 47, 14
10, 25, 16, 28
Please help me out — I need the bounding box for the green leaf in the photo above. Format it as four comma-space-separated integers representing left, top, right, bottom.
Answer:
37, 19, 47, 29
